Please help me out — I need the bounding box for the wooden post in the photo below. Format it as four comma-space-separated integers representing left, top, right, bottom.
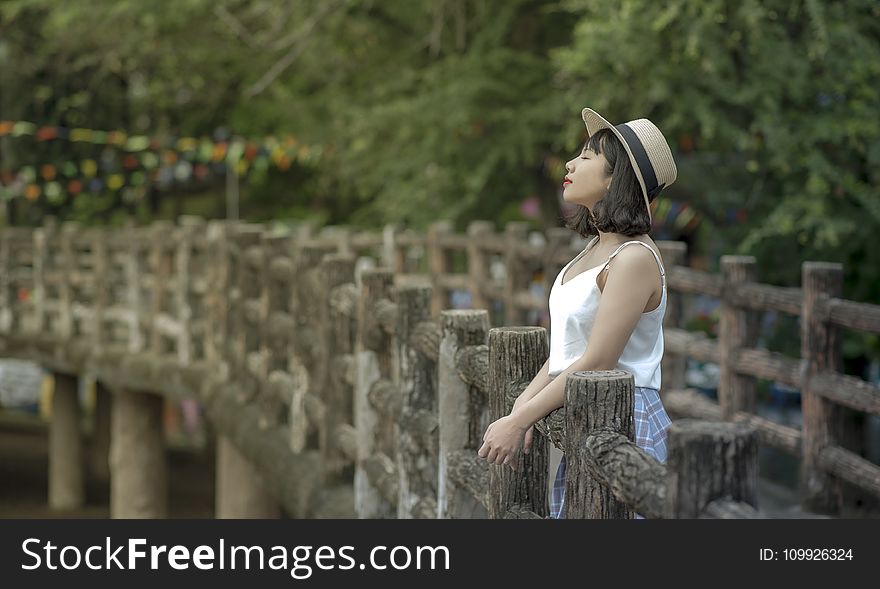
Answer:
224, 224, 246, 382
438, 309, 490, 518
57, 222, 77, 340
232, 225, 264, 403
487, 326, 549, 518
465, 221, 493, 312
563, 370, 633, 519
665, 419, 758, 518
718, 255, 758, 418
203, 221, 228, 366
800, 261, 844, 514
287, 232, 325, 454
91, 228, 109, 352
294, 244, 331, 448
243, 232, 267, 407
395, 284, 438, 518
175, 216, 205, 366
48, 372, 85, 510
382, 223, 405, 273
36, 219, 56, 337
259, 231, 292, 429
502, 222, 529, 326
215, 435, 280, 518
31, 218, 54, 335
318, 225, 352, 257
657, 241, 687, 393
124, 228, 147, 354
0, 229, 11, 334
107, 226, 130, 347
427, 220, 453, 317
354, 269, 397, 518
320, 254, 357, 485
110, 388, 167, 518
172, 224, 192, 365
149, 222, 174, 357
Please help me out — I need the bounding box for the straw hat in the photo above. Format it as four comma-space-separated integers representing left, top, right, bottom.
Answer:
582, 107, 677, 221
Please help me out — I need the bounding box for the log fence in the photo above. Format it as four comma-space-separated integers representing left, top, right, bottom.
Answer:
1, 216, 877, 518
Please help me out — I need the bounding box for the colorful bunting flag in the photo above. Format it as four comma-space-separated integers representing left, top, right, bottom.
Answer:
0, 119, 323, 203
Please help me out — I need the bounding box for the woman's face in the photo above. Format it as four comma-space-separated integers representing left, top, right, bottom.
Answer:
562, 142, 612, 209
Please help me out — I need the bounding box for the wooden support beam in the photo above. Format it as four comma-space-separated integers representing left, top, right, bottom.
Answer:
487, 326, 549, 518
562, 370, 634, 519
395, 285, 438, 518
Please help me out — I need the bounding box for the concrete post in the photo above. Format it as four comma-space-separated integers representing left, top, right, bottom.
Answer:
110, 389, 168, 518
48, 372, 85, 510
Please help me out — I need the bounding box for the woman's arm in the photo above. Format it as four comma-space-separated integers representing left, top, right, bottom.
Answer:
508, 246, 660, 430
511, 356, 553, 413
477, 245, 661, 468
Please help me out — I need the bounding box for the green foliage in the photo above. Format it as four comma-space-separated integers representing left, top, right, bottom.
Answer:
2, 1, 879, 329
555, 0, 880, 308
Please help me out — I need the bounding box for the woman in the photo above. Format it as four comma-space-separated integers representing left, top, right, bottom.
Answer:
477, 107, 676, 519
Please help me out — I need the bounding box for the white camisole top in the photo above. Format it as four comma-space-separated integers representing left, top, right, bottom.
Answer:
547, 237, 667, 390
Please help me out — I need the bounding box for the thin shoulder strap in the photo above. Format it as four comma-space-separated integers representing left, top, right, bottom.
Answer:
603, 241, 666, 285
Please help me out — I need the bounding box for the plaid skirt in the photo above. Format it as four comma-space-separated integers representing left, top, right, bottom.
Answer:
550, 386, 671, 520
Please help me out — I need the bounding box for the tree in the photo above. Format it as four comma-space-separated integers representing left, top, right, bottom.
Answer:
554, 0, 880, 307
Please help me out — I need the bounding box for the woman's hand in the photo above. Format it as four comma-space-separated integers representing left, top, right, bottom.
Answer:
512, 394, 536, 456
478, 415, 528, 470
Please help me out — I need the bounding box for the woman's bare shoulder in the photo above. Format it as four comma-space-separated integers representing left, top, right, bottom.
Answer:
600, 240, 664, 293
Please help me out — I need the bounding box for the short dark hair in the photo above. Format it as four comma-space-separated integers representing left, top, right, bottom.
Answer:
561, 127, 653, 238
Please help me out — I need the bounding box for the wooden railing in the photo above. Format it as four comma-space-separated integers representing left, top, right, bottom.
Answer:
658, 248, 880, 515
1, 216, 875, 517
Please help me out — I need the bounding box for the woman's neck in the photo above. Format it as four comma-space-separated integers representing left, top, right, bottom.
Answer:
596, 230, 638, 246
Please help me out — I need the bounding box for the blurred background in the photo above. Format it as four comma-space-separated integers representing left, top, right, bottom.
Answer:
1, 0, 879, 517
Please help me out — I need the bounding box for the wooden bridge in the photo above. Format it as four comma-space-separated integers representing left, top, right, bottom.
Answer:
1, 217, 878, 518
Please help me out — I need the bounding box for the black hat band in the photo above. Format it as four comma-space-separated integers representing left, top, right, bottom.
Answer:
614, 123, 663, 201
